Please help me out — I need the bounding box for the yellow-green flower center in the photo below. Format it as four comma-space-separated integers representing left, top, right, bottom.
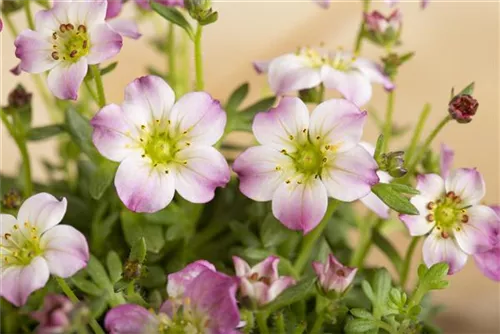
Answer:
426, 192, 469, 238
296, 47, 355, 72
1, 222, 43, 266
51, 24, 90, 63
157, 299, 208, 334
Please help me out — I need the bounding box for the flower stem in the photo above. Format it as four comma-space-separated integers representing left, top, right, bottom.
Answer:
3, 14, 19, 36
255, 312, 270, 334
90, 65, 106, 108
293, 200, 339, 274
353, 0, 371, 54
55, 277, 105, 334
399, 237, 421, 289
194, 24, 204, 91
310, 313, 325, 334
24, 0, 35, 30
349, 217, 373, 268
382, 90, 395, 152
405, 103, 432, 164
167, 23, 177, 91
275, 312, 286, 334
377, 321, 398, 334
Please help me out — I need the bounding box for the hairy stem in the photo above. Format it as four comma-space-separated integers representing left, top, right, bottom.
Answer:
256, 312, 270, 334
405, 103, 432, 164
382, 90, 396, 152
24, 0, 35, 30
194, 24, 204, 91
399, 237, 421, 289
90, 65, 106, 107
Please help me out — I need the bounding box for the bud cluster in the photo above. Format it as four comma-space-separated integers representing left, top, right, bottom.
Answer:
185, 0, 218, 25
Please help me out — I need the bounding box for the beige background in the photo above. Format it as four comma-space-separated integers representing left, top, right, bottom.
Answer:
1, 1, 499, 332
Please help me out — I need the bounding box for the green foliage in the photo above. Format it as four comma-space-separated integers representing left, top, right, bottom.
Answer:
371, 183, 419, 215
151, 3, 194, 40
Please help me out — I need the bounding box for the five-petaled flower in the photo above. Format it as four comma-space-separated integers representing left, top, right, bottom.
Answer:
312, 254, 357, 296
105, 260, 241, 334
253, 48, 394, 106
233, 256, 295, 307
0, 193, 89, 306
91, 75, 230, 213
400, 169, 497, 274
14, 0, 123, 100
233, 97, 379, 233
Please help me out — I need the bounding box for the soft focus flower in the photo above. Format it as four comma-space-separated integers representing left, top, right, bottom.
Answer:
233, 256, 295, 307
105, 260, 240, 334
473, 206, 500, 281
440, 143, 454, 179
1, 189, 22, 210
448, 94, 479, 124
14, 0, 123, 100
400, 169, 497, 274
31, 294, 74, 334
105, 0, 141, 39
313, 0, 330, 9
386, 0, 429, 9
0, 193, 89, 306
91, 75, 230, 213
359, 142, 392, 219
233, 97, 379, 233
364, 10, 402, 47
253, 48, 394, 106
312, 254, 357, 296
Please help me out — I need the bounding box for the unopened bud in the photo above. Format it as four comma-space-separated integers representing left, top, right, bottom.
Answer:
364, 10, 402, 48
448, 94, 478, 124
382, 52, 414, 78
2, 189, 22, 210
8, 85, 32, 109
123, 260, 143, 280
299, 85, 324, 104
1, 0, 24, 14
185, 0, 218, 25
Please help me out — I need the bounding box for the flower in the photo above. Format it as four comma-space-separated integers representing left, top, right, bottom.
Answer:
0, 193, 89, 306
90, 75, 230, 213
233, 97, 379, 233
400, 169, 497, 274
364, 10, 402, 47
233, 256, 295, 307
31, 294, 74, 334
448, 94, 479, 124
473, 206, 500, 281
358, 142, 392, 219
14, 0, 122, 100
312, 254, 357, 296
253, 48, 394, 106
105, 260, 240, 334
313, 0, 330, 9
105, 0, 142, 40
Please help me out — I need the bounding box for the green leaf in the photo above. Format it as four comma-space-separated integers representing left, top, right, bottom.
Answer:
226, 83, 249, 113
417, 264, 428, 279
100, 62, 118, 76
421, 262, 449, 290
26, 124, 65, 141
260, 213, 293, 248
139, 266, 166, 288
229, 220, 260, 247
262, 277, 316, 313
129, 237, 147, 263
121, 211, 165, 253
89, 295, 109, 318
87, 255, 112, 290
372, 231, 403, 273
65, 108, 100, 161
388, 183, 420, 195
361, 281, 375, 302
457, 82, 475, 96
151, 3, 194, 40
89, 161, 117, 200
373, 268, 392, 307
199, 11, 218, 26
240, 96, 276, 116
371, 183, 418, 215
70, 276, 102, 296
106, 251, 123, 284
345, 318, 378, 333
408, 305, 422, 317
374, 134, 384, 159
350, 308, 374, 320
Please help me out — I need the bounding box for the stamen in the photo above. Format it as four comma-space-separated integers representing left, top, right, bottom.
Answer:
280, 149, 287, 154
324, 145, 331, 150
141, 125, 146, 130
285, 180, 291, 184
65, 23, 74, 30
52, 32, 57, 40
249, 273, 259, 280
302, 129, 307, 134
297, 180, 302, 185
446, 191, 456, 199
441, 231, 449, 239
78, 25, 87, 33
316, 136, 321, 140
426, 202, 436, 210
289, 135, 294, 140
165, 170, 169, 174
51, 52, 60, 60
59, 24, 67, 32
70, 50, 78, 58
275, 166, 281, 171
426, 214, 434, 222
322, 157, 328, 163
336, 269, 345, 277
13, 225, 18, 230
82, 40, 88, 49
186, 142, 191, 146
461, 215, 469, 223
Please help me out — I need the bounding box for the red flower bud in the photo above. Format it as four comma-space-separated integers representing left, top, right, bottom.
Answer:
448, 94, 479, 124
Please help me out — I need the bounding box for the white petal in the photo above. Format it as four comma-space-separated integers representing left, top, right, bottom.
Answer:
445, 168, 485, 206
267, 54, 322, 94
360, 192, 390, 219
455, 205, 498, 254
47, 59, 88, 100
422, 230, 468, 275
322, 67, 373, 106
353, 58, 394, 91
416, 174, 445, 201
17, 193, 67, 234
400, 195, 434, 236
108, 18, 142, 39
87, 23, 123, 64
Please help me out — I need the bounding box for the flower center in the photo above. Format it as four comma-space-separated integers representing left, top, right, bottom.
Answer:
294, 144, 324, 175
158, 298, 209, 334
1, 222, 42, 266
51, 24, 90, 63
297, 47, 326, 68
426, 191, 469, 238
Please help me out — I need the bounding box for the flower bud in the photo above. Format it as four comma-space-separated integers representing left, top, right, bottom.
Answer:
377, 151, 407, 178
1, 189, 22, 210
382, 52, 414, 78
185, 0, 218, 25
1, 0, 24, 14
448, 94, 478, 124
312, 254, 357, 299
123, 260, 143, 280
7, 84, 32, 109
299, 85, 324, 104
31, 294, 74, 334
364, 10, 402, 48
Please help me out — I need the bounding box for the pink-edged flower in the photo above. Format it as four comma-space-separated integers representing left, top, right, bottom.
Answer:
359, 142, 392, 219
105, 260, 240, 333
0, 193, 89, 306
233, 256, 295, 307
31, 294, 74, 334
313, 0, 330, 9
90, 75, 230, 213
105, 0, 142, 39
386, 0, 428, 9
253, 48, 394, 106
400, 169, 497, 274
233, 97, 379, 234
14, 0, 123, 100
473, 206, 500, 281
364, 10, 402, 47
312, 254, 357, 296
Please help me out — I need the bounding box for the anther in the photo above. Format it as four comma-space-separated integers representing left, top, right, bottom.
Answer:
59, 24, 67, 32
426, 202, 436, 210
315, 174, 319, 179
322, 157, 327, 163
13, 225, 18, 230
24, 222, 29, 228
441, 231, 449, 239
446, 191, 456, 199
65, 23, 74, 30
4, 233, 11, 239
316, 136, 321, 140
154, 163, 158, 167
52, 32, 57, 40
140, 138, 144, 142
70, 50, 78, 58
141, 125, 146, 130
275, 166, 281, 171
325, 145, 331, 150
461, 215, 469, 223
51, 52, 60, 60
183, 161, 187, 165
186, 142, 191, 146
280, 149, 287, 154
297, 180, 302, 185
167, 120, 171, 124
141, 154, 146, 158
78, 25, 87, 33
82, 40, 88, 49
285, 180, 291, 184
183, 130, 188, 135
289, 135, 294, 140
165, 170, 169, 174
426, 214, 434, 222
336, 269, 345, 277
302, 129, 307, 133
250, 273, 259, 280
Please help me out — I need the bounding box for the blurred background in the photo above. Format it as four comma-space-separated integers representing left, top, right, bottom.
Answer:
1, 1, 499, 332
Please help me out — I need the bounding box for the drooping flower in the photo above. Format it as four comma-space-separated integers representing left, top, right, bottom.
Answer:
233, 256, 295, 307
233, 97, 379, 233
31, 294, 75, 334
359, 142, 392, 219
14, 0, 123, 100
0, 193, 89, 306
400, 169, 497, 274
364, 10, 402, 48
312, 254, 357, 296
253, 48, 394, 106
473, 206, 500, 281
105, 260, 240, 334
91, 75, 230, 213
105, 0, 142, 39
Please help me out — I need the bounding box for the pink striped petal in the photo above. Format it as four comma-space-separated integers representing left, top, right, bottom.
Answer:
422, 230, 468, 275
169, 92, 226, 146
232, 256, 252, 277
252, 97, 309, 151
233, 146, 291, 202
272, 177, 328, 234
105, 304, 159, 334
17, 193, 67, 234
87, 23, 123, 64
445, 168, 485, 206
322, 67, 373, 106
455, 205, 498, 255
14, 30, 57, 73
108, 18, 142, 39
439, 143, 454, 179
115, 156, 175, 213
40, 225, 89, 278
47, 60, 88, 100
174, 146, 230, 203
268, 54, 322, 94
252, 256, 280, 280
416, 173, 445, 201
321, 145, 379, 202
1, 257, 50, 307
267, 277, 296, 302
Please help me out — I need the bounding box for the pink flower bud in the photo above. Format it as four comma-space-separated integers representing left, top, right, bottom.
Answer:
364, 10, 402, 47
312, 254, 357, 296
448, 94, 479, 124
31, 294, 74, 334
